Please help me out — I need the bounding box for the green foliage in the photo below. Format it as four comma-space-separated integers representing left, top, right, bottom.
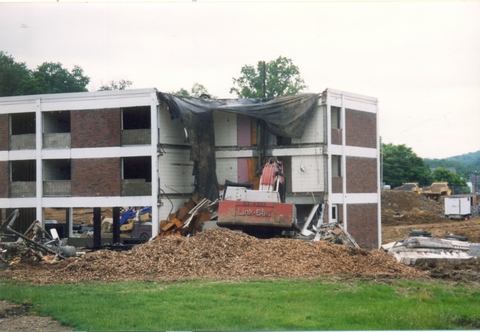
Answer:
382, 143, 433, 188
425, 150, 480, 180
230, 56, 307, 98
432, 167, 470, 194
0, 52, 90, 96
172, 82, 214, 98
448, 150, 480, 167
98, 79, 132, 91
22, 62, 90, 94
1, 279, 479, 330
0, 52, 30, 97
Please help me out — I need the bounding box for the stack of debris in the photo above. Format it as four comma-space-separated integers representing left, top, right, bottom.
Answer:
307, 222, 359, 247
0, 228, 424, 284
158, 198, 215, 237
297, 204, 358, 246
382, 235, 479, 266
0, 210, 77, 266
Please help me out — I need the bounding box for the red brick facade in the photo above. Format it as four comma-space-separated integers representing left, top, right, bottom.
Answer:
71, 158, 121, 196
345, 109, 376, 148
71, 109, 121, 148
345, 203, 379, 249
0, 161, 9, 197
331, 128, 342, 145
0, 114, 9, 151
346, 157, 377, 193
332, 177, 343, 193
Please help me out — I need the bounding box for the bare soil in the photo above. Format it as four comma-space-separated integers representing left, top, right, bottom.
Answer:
381, 190, 480, 243
0, 301, 72, 332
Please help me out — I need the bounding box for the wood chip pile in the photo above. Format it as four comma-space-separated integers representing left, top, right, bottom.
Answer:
1, 229, 424, 284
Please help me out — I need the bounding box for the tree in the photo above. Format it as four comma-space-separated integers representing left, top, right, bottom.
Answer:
382, 143, 433, 188
98, 79, 133, 91
0, 53, 90, 96
172, 83, 214, 98
20, 62, 90, 95
0, 52, 30, 97
432, 167, 470, 194
230, 56, 307, 98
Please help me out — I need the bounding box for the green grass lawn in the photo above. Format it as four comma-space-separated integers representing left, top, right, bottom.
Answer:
1, 278, 479, 330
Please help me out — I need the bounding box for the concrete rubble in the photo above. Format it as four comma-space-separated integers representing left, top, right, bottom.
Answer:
382, 235, 480, 266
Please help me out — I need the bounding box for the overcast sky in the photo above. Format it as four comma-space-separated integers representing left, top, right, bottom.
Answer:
1, 1, 479, 159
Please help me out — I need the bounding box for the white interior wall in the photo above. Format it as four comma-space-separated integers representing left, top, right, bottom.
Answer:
214, 111, 237, 147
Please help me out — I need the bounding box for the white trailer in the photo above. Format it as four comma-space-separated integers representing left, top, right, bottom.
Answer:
444, 195, 474, 220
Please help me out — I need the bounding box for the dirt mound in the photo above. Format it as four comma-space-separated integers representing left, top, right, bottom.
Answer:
416, 258, 480, 283
382, 191, 445, 225
0, 229, 424, 285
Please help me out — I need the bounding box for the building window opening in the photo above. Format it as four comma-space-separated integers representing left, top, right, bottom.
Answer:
331, 106, 341, 129
122, 107, 151, 130
332, 155, 342, 177
123, 157, 151, 182
43, 111, 70, 133
11, 160, 36, 181
44, 159, 71, 180
11, 112, 35, 135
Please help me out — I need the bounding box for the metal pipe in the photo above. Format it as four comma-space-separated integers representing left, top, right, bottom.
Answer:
6, 225, 65, 259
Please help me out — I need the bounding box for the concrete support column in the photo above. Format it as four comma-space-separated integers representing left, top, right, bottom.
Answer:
112, 207, 121, 244
93, 207, 102, 248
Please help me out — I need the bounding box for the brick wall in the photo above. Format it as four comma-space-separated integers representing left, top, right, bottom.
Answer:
346, 157, 377, 193
71, 158, 121, 196
332, 177, 343, 193
0, 114, 9, 150
331, 128, 342, 145
346, 203, 378, 249
345, 109, 376, 148
71, 109, 121, 148
0, 161, 8, 197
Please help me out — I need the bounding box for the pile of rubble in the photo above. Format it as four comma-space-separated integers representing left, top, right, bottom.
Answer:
158, 198, 214, 237
382, 190, 445, 224
1, 228, 424, 285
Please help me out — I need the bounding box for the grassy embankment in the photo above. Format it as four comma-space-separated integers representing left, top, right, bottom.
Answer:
1, 278, 479, 330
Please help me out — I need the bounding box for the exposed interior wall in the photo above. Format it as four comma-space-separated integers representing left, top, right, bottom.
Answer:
214, 111, 237, 147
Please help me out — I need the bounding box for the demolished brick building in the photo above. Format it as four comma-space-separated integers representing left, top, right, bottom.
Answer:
0, 88, 381, 249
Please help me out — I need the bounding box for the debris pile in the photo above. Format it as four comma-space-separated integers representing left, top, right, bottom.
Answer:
382, 236, 476, 266
158, 198, 214, 237
0, 210, 76, 266
305, 222, 359, 247
1, 228, 424, 284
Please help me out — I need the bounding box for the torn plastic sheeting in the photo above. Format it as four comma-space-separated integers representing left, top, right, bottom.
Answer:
157, 93, 319, 202
158, 93, 319, 139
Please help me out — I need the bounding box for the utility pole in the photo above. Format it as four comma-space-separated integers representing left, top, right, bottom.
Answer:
262, 61, 266, 98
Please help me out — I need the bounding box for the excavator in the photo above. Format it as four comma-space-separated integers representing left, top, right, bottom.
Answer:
216, 157, 299, 237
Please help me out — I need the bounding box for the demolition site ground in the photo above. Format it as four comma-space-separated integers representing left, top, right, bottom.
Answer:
0, 190, 480, 330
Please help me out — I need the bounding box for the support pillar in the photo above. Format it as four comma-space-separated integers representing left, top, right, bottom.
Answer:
112, 207, 121, 244
93, 207, 102, 249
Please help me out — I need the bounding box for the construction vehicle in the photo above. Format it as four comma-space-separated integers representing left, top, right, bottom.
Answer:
421, 182, 451, 200
394, 183, 421, 193
217, 158, 299, 238
119, 206, 152, 240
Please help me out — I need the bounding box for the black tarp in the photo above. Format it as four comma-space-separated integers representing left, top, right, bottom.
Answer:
157, 93, 319, 201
